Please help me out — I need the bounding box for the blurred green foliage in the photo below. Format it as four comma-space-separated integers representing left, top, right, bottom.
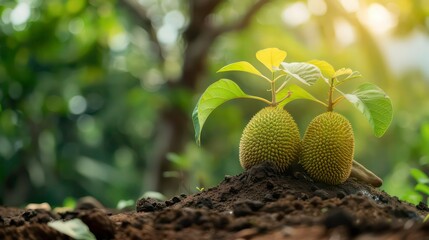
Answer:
1, 0, 429, 207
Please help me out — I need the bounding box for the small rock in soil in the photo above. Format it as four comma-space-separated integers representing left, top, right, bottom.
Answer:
76, 196, 105, 210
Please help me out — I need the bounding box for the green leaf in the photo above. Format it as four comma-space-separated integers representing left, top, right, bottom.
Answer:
48, 219, 96, 240
280, 62, 322, 85
276, 84, 325, 108
343, 83, 393, 137
410, 168, 429, 184
308, 59, 335, 79
401, 190, 423, 205
217, 61, 264, 78
193, 79, 264, 145
415, 183, 429, 195
256, 48, 287, 72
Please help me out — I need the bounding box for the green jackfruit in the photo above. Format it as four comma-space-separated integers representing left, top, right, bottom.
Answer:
300, 112, 354, 185
239, 107, 301, 172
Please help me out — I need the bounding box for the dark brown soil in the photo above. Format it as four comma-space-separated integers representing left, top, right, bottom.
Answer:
2, 163, 429, 240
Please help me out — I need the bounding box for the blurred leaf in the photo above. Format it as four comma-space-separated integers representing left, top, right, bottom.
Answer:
193, 79, 267, 145
415, 183, 429, 195
116, 199, 134, 209
308, 59, 335, 79
280, 62, 322, 85
336, 71, 363, 85
217, 61, 264, 78
48, 219, 96, 240
276, 84, 325, 108
63, 197, 76, 209
410, 168, 429, 184
334, 68, 353, 78
167, 152, 189, 168
401, 190, 423, 205
256, 48, 287, 72
343, 83, 393, 137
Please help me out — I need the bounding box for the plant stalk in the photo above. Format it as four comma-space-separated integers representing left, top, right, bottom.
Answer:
245, 96, 272, 105
271, 72, 277, 106
327, 78, 335, 112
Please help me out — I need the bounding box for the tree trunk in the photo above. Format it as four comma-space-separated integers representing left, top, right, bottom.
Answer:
120, 0, 271, 194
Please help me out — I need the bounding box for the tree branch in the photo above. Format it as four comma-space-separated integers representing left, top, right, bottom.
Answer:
214, 0, 271, 36
184, 0, 223, 42
180, 0, 271, 89
118, 0, 164, 62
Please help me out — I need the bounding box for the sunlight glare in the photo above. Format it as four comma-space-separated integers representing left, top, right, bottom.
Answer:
68, 95, 87, 115
282, 2, 310, 27
109, 33, 130, 52
358, 3, 397, 35
339, 0, 360, 12
334, 19, 356, 46
10, 2, 31, 26
307, 0, 327, 16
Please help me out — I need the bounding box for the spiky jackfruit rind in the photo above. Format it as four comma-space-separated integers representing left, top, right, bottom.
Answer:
300, 112, 354, 185
239, 107, 301, 172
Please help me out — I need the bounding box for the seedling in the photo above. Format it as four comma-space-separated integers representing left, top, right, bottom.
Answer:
193, 48, 323, 172
408, 168, 429, 221
300, 60, 393, 185
192, 49, 392, 186
408, 168, 429, 204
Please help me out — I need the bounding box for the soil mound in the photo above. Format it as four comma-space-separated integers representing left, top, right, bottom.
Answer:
2, 163, 429, 239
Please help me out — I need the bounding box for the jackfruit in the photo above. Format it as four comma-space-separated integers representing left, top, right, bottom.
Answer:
300, 112, 354, 185
239, 107, 301, 172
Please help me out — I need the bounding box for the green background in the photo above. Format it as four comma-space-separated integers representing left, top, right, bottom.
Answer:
1, 0, 429, 208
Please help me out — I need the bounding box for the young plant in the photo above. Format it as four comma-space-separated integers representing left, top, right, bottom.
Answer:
409, 168, 429, 222
193, 48, 323, 172
299, 60, 393, 185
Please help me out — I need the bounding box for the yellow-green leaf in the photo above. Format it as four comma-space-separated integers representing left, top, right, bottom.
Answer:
337, 71, 362, 84
217, 61, 264, 78
334, 68, 353, 78
308, 60, 335, 79
256, 48, 287, 72
276, 84, 325, 108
